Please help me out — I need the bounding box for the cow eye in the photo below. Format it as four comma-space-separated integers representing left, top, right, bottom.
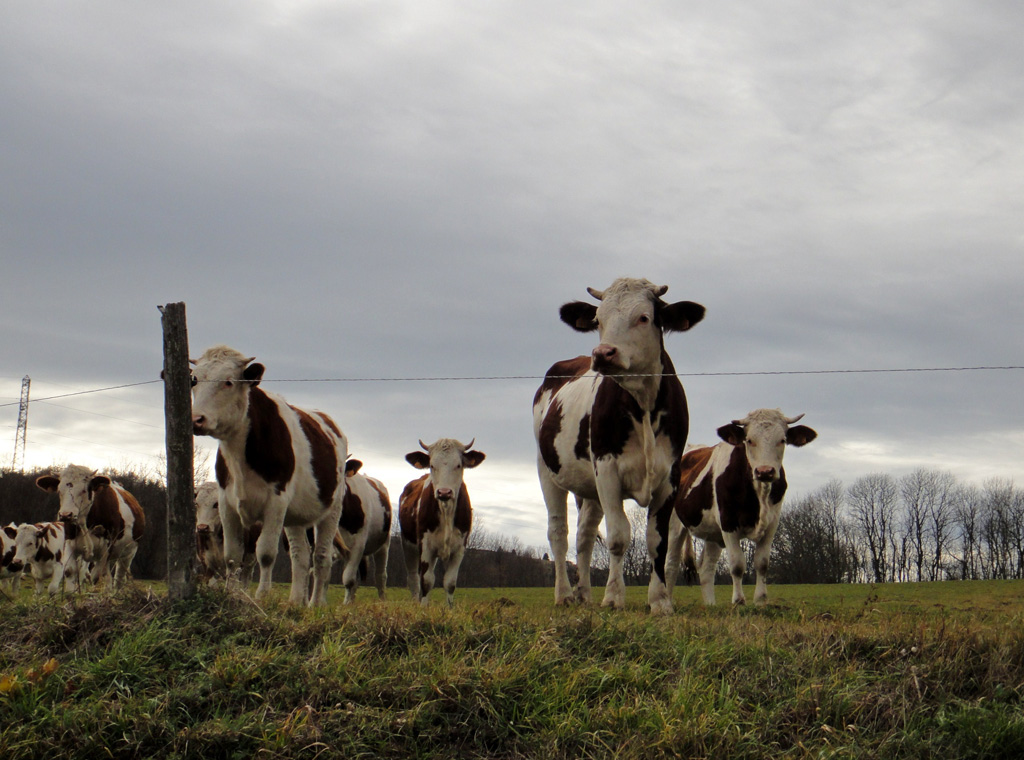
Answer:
224, 380, 234, 388
190, 375, 198, 387
638, 314, 650, 324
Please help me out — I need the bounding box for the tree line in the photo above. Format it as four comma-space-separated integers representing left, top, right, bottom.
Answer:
3, 464, 1021, 589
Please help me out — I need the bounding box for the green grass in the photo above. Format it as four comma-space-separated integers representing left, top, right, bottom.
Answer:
2, 580, 1024, 758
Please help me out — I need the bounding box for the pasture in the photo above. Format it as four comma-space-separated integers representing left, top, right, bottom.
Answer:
2, 580, 1024, 759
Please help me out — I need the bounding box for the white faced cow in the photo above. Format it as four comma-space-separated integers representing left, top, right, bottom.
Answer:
194, 480, 260, 586
336, 458, 391, 604
666, 409, 817, 605
399, 438, 485, 607
534, 278, 705, 614
190, 345, 349, 606
36, 464, 146, 590
11, 522, 67, 595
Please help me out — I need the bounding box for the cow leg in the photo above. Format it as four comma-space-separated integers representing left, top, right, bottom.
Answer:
221, 504, 247, 589
595, 465, 627, 610
283, 525, 312, 605
698, 541, 723, 605
308, 515, 340, 607
253, 506, 288, 602
574, 497, 603, 604
645, 484, 676, 616
441, 543, 465, 608
722, 532, 748, 605
113, 543, 138, 589
538, 463, 573, 605
372, 547, 388, 601
402, 539, 421, 600
752, 523, 780, 605
664, 510, 687, 596
418, 543, 438, 606
340, 535, 367, 605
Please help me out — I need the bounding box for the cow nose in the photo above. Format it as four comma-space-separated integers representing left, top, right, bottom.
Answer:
436, 488, 454, 501
9, 560, 22, 572
196, 524, 211, 534
59, 512, 74, 522
755, 466, 776, 482
192, 414, 207, 433
592, 345, 618, 365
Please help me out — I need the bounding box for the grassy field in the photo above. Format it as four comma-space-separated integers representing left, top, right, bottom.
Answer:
2, 579, 1024, 759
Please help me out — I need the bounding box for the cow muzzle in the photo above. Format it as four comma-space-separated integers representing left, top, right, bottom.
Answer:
192, 415, 209, 435
591, 344, 625, 373
8, 560, 23, 573
435, 488, 454, 502
754, 466, 777, 483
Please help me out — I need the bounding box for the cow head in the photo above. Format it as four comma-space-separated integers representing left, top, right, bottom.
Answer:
716, 409, 818, 484
194, 481, 222, 543
36, 464, 111, 525
190, 345, 265, 439
559, 277, 705, 382
405, 438, 486, 504
1, 524, 21, 574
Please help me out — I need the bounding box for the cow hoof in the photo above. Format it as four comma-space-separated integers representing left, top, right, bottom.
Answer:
649, 598, 674, 616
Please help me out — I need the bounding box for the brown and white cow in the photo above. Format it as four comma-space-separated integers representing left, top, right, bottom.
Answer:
1, 523, 22, 595
190, 345, 349, 605
534, 278, 705, 614
399, 438, 485, 607
336, 458, 391, 604
194, 481, 259, 585
11, 522, 67, 595
666, 409, 817, 605
36, 464, 146, 589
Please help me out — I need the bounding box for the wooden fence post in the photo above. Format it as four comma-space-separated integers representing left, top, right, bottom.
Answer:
159, 302, 196, 600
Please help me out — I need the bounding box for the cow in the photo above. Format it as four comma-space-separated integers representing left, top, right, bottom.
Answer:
11, 522, 67, 595
36, 464, 146, 589
336, 458, 391, 604
1, 523, 22, 595
533, 277, 705, 614
194, 481, 259, 585
190, 344, 350, 605
398, 438, 485, 607
665, 409, 817, 605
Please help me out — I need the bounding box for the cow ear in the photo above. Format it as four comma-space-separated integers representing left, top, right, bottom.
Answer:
717, 423, 746, 446
405, 451, 430, 470
243, 362, 265, 386
786, 425, 818, 447
559, 301, 599, 332
463, 450, 486, 469
661, 301, 706, 333
345, 459, 363, 477
36, 476, 60, 493
3, 525, 16, 539
89, 475, 112, 495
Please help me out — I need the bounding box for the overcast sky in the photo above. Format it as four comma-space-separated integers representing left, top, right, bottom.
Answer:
2, 1, 1022, 551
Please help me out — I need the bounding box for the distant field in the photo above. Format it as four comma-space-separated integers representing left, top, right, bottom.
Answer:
2, 579, 1024, 758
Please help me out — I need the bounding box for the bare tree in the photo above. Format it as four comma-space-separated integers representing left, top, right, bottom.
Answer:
848, 473, 898, 583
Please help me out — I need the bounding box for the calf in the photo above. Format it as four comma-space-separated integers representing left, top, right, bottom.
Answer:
399, 438, 485, 607
666, 409, 817, 605
1, 524, 22, 595
336, 459, 391, 604
11, 522, 67, 595
533, 277, 704, 613
36, 464, 146, 589
190, 344, 350, 605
